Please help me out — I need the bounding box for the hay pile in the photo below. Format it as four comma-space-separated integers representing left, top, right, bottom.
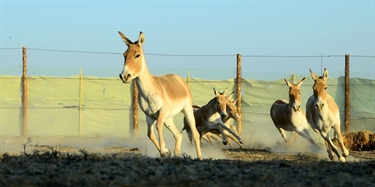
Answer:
342, 131, 375, 151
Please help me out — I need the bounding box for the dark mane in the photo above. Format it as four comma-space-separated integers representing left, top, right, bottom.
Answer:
206, 97, 217, 105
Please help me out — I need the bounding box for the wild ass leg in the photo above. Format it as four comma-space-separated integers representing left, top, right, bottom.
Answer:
164, 118, 182, 157
227, 124, 240, 147
278, 128, 288, 143
205, 124, 228, 145
218, 123, 243, 144
332, 124, 349, 157
202, 133, 216, 144
213, 133, 234, 148
295, 129, 318, 147
146, 116, 161, 152
182, 117, 194, 144
183, 107, 203, 160
223, 131, 243, 148
230, 125, 239, 136
288, 131, 297, 144
156, 112, 170, 157
320, 129, 345, 162
324, 140, 334, 160
226, 138, 234, 148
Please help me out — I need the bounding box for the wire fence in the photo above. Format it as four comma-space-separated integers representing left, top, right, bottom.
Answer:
1, 48, 374, 79
0, 48, 374, 139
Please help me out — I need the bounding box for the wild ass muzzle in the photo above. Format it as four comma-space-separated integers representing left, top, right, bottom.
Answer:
118, 31, 202, 160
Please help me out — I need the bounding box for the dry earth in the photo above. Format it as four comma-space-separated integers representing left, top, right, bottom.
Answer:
0, 136, 374, 187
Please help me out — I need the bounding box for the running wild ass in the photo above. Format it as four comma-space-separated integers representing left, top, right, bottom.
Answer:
270, 78, 317, 146
203, 92, 243, 148
118, 31, 202, 160
183, 88, 243, 146
306, 68, 349, 162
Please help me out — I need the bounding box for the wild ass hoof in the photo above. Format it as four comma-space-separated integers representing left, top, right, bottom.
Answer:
176, 153, 189, 159
343, 149, 350, 157
222, 140, 227, 145
328, 154, 334, 161
339, 157, 346, 162
160, 150, 171, 158
239, 139, 244, 144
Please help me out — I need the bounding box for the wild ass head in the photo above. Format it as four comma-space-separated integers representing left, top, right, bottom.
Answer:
118, 31, 146, 83
310, 68, 328, 111
225, 91, 239, 121
214, 88, 228, 119
284, 77, 305, 112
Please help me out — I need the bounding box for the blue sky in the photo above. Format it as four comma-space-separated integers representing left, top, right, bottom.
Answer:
1, 0, 374, 79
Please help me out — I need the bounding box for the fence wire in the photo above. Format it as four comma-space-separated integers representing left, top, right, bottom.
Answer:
0, 48, 374, 138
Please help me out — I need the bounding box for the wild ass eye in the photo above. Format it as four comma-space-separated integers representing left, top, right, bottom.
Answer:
325, 87, 327, 90
135, 54, 141, 58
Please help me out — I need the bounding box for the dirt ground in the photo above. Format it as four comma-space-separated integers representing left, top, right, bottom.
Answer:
0, 136, 374, 187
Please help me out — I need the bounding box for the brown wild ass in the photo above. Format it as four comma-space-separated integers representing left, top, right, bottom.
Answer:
223, 96, 242, 147
222, 91, 240, 126
183, 88, 243, 146
270, 78, 317, 146
118, 31, 202, 160
306, 68, 349, 162
202, 92, 243, 148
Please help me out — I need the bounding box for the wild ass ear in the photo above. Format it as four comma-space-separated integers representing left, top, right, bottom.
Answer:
213, 88, 218, 96
284, 78, 292, 87
227, 91, 235, 99
138, 32, 145, 45
296, 77, 306, 87
118, 31, 133, 46
232, 98, 238, 105
222, 87, 228, 95
309, 69, 319, 81
322, 68, 328, 80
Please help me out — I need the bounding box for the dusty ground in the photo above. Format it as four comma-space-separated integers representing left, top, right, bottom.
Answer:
0, 136, 374, 187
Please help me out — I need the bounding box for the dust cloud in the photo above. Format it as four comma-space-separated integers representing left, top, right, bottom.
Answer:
0, 119, 332, 161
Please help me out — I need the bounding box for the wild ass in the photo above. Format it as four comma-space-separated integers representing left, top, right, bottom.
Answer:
183, 88, 243, 146
306, 68, 349, 162
222, 91, 240, 126
270, 78, 317, 146
222, 96, 242, 147
203, 92, 243, 148
118, 31, 202, 160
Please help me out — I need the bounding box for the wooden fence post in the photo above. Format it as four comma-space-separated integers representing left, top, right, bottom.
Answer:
132, 80, 139, 133
236, 54, 242, 135
344, 54, 350, 133
22, 47, 28, 136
